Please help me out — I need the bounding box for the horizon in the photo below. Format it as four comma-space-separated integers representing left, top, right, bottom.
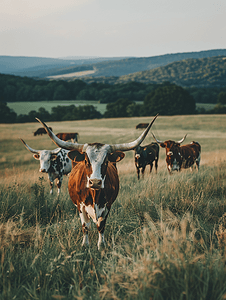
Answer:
1, 48, 226, 60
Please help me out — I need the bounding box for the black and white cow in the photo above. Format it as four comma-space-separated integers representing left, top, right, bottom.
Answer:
134, 142, 159, 179
20, 139, 72, 195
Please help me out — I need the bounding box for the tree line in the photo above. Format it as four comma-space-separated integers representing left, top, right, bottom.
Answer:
1, 83, 226, 124
1, 73, 226, 105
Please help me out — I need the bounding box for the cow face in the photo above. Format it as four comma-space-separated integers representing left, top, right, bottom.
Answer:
160, 141, 182, 172
68, 144, 124, 190
33, 150, 58, 173
134, 146, 145, 166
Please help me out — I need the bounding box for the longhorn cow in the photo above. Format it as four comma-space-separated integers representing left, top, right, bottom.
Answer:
20, 139, 72, 195
36, 115, 158, 249
134, 142, 159, 179
152, 133, 201, 174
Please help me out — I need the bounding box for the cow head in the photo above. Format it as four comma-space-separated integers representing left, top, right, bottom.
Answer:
134, 145, 145, 165
36, 115, 158, 189
20, 139, 61, 173
68, 144, 125, 189
152, 133, 187, 172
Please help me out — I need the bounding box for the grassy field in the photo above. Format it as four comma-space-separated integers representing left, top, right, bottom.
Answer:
1, 115, 226, 299
7, 101, 107, 115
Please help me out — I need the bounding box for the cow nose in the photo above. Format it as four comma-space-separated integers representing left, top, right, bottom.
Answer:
89, 179, 102, 189
40, 169, 47, 173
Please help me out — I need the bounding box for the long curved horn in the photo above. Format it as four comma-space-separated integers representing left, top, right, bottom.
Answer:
20, 139, 40, 154
36, 114, 158, 152
177, 134, 187, 144
151, 132, 163, 144
110, 114, 159, 152
35, 118, 84, 151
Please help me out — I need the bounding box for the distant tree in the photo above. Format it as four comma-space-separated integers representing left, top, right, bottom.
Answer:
104, 98, 134, 118
142, 84, 196, 116
208, 103, 226, 114
0, 102, 17, 123
76, 89, 94, 100
217, 92, 226, 105
53, 85, 69, 100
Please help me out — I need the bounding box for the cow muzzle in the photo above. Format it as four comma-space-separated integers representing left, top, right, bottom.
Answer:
87, 175, 106, 190
40, 168, 47, 173
88, 179, 102, 189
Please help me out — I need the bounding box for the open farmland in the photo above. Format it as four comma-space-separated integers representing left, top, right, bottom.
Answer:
7, 100, 107, 115
1, 115, 226, 299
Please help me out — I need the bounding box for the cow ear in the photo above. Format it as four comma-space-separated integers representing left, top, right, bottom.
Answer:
108, 151, 125, 163
33, 154, 40, 160
68, 150, 85, 162
160, 143, 166, 148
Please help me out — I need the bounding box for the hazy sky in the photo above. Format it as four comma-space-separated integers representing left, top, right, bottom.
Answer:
1, 0, 225, 58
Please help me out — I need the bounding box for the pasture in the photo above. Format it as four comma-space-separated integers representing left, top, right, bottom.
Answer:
7, 100, 107, 115
1, 115, 226, 299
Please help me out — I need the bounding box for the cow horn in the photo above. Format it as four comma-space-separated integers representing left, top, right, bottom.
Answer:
151, 132, 163, 144
20, 139, 40, 154
110, 114, 158, 152
50, 148, 62, 154
35, 118, 84, 151
177, 134, 187, 144
36, 114, 158, 153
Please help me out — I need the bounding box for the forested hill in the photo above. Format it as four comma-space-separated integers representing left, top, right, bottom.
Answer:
83, 56, 226, 88
1, 49, 226, 79
83, 49, 226, 79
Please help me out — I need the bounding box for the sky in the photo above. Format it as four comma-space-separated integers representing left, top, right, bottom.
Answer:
0, 0, 226, 59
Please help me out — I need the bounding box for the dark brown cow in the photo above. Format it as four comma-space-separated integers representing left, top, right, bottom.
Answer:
34, 127, 52, 136
152, 133, 201, 174
136, 123, 149, 129
56, 132, 79, 142
36, 115, 158, 249
134, 142, 159, 179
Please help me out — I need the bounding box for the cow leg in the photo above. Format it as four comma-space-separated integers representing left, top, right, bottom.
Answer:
56, 177, 63, 195
96, 213, 109, 250
136, 167, 140, 180
196, 154, 201, 170
141, 166, 146, 178
79, 205, 91, 247
149, 162, 153, 173
49, 181, 54, 194
154, 158, 158, 173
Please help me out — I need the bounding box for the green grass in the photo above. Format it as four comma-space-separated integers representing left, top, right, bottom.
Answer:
7, 100, 107, 115
1, 115, 226, 299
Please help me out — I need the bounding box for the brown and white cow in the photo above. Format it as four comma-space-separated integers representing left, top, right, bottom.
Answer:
36, 115, 158, 249
152, 133, 201, 174
56, 132, 79, 142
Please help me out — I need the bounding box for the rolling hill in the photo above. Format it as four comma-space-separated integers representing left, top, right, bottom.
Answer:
116, 56, 226, 88
1, 49, 226, 80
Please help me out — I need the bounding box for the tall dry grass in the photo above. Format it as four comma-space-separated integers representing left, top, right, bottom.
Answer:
1, 115, 226, 299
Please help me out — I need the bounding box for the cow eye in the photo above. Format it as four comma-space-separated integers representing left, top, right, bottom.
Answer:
85, 159, 91, 166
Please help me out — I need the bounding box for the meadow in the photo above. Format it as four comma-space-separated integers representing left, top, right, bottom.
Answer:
1, 115, 226, 299
7, 101, 107, 115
